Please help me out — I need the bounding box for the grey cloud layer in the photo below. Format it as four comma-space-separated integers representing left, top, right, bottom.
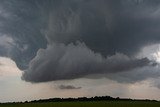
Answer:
0, 0, 160, 82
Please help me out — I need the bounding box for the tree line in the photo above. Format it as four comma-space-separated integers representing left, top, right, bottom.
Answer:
0, 96, 158, 104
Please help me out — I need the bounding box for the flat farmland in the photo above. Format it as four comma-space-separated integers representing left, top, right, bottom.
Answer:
1, 101, 160, 107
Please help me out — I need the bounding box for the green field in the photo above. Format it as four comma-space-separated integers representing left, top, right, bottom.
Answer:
1, 101, 160, 107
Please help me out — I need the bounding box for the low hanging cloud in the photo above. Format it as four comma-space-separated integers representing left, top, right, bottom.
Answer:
22, 42, 154, 82
105, 65, 160, 84
58, 85, 81, 90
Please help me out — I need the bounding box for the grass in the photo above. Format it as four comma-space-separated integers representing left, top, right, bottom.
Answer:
1, 101, 160, 107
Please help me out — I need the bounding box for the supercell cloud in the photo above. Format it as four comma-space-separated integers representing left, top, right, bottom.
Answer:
0, 0, 160, 82
22, 42, 153, 82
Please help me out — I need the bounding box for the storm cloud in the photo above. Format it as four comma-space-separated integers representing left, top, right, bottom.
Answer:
22, 42, 154, 82
0, 0, 160, 82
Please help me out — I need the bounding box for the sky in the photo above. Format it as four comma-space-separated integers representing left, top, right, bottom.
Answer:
1, 0, 160, 102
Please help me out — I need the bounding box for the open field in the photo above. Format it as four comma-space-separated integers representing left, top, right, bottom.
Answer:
1, 101, 160, 107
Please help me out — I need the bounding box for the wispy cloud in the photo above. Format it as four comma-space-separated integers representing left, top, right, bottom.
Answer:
58, 85, 81, 90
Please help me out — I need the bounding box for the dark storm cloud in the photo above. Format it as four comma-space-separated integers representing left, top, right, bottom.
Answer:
58, 85, 81, 90
0, 0, 160, 82
22, 42, 154, 82
45, 0, 160, 56
0, 0, 47, 69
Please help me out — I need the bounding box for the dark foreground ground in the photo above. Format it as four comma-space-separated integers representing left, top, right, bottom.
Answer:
1, 101, 160, 107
